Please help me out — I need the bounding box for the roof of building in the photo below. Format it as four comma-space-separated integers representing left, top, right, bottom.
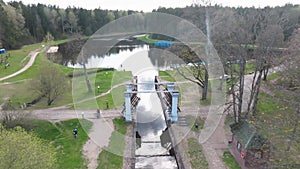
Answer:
47, 46, 59, 54
231, 120, 268, 149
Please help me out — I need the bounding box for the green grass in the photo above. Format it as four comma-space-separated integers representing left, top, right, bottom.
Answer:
187, 138, 209, 169
245, 62, 255, 74
223, 151, 242, 169
249, 89, 300, 167
228, 62, 255, 76
256, 92, 279, 114
159, 71, 176, 82
0, 51, 75, 107
1, 59, 130, 108
265, 72, 280, 81
97, 118, 128, 169
137, 34, 161, 44
0, 44, 42, 78
185, 115, 205, 132
73, 70, 131, 110
31, 119, 93, 169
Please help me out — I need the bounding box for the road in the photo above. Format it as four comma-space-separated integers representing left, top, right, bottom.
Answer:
0, 50, 39, 82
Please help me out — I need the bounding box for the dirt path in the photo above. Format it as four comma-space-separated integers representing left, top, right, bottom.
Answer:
82, 118, 114, 169
0, 50, 39, 82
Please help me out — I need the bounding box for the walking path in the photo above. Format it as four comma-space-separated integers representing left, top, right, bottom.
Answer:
0, 50, 39, 82
82, 118, 114, 169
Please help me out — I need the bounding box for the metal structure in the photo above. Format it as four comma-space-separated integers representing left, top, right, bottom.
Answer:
123, 77, 180, 122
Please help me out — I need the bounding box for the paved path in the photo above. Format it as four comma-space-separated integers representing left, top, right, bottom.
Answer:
31, 107, 123, 122
82, 118, 114, 169
0, 50, 39, 82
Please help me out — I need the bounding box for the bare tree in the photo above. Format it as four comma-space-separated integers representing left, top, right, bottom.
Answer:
255, 24, 284, 80
167, 44, 209, 100
211, 9, 251, 123
32, 64, 68, 105
0, 101, 32, 129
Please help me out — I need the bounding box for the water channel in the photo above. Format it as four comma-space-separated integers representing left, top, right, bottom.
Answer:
67, 43, 178, 168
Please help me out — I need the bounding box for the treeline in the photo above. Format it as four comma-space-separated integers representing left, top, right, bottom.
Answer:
154, 4, 300, 44
0, 0, 137, 49
1, 0, 299, 50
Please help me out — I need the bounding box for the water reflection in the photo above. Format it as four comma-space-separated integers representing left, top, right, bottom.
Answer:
68, 45, 149, 70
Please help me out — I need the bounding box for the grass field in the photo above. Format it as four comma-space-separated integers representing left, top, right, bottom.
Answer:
0, 44, 42, 78
187, 138, 209, 169
249, 89, 300, 167
137, 34, 161, 44
72, 70, 132, 110
31, 119, 93, 169
223, 151, 242, 169
0, 48, 131, 109
185, 115, 205, 132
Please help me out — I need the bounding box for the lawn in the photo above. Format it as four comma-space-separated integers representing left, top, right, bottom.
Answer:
0, 43, 42, 78
159, 71, 176, 82
187, 138, 209, 169
185, 115, 205, 132
137, 34, 161, 44
72, 70, 131, 110
0, 50, 131, 109
249, 90, 300, 167
97, 118, 128, 169
31, 119, 93, 169
223, 151, 242, 169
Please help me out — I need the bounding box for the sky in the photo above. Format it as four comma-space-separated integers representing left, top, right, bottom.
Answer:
3, 0, 300, 12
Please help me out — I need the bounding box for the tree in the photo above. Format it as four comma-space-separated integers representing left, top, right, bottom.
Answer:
171, 45, 209, 100
0, 100, 32, 129
32, 65, 68, 105
245, 24, 284, 116
0, 124, 57, 169
43, 32, 54, 43
255, 24, 284, 80
211, 9, 251, 123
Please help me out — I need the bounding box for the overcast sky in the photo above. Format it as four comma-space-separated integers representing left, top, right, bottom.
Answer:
3, 0, 300, 12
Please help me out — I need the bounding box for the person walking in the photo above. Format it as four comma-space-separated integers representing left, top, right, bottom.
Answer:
73, 128, 78, 139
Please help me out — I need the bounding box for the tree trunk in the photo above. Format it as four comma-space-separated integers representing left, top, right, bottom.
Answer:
286, 109, 300, 151
246, 70, 258, 118
47, 98, 54, 106
252, 70, 263, 115
201, 70, 209, 100
232, 83, 238, 123
237, 59, 246, 122
82, 63, 93, 93
263, 66, 269, 81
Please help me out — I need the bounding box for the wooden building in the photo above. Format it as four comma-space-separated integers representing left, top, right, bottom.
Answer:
230, 120, 270, 169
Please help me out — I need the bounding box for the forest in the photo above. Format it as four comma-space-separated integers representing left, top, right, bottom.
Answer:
0, 0, 299, 50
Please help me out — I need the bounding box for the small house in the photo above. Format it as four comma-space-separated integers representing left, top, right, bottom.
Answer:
230, 120, 270, 169
46, 46, 59, 61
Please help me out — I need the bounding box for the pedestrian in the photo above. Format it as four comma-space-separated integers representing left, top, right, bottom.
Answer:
106, 99, 109, 109
96, 109, 101, 119
73, 128, 78, 139
81, 112, 84, 119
